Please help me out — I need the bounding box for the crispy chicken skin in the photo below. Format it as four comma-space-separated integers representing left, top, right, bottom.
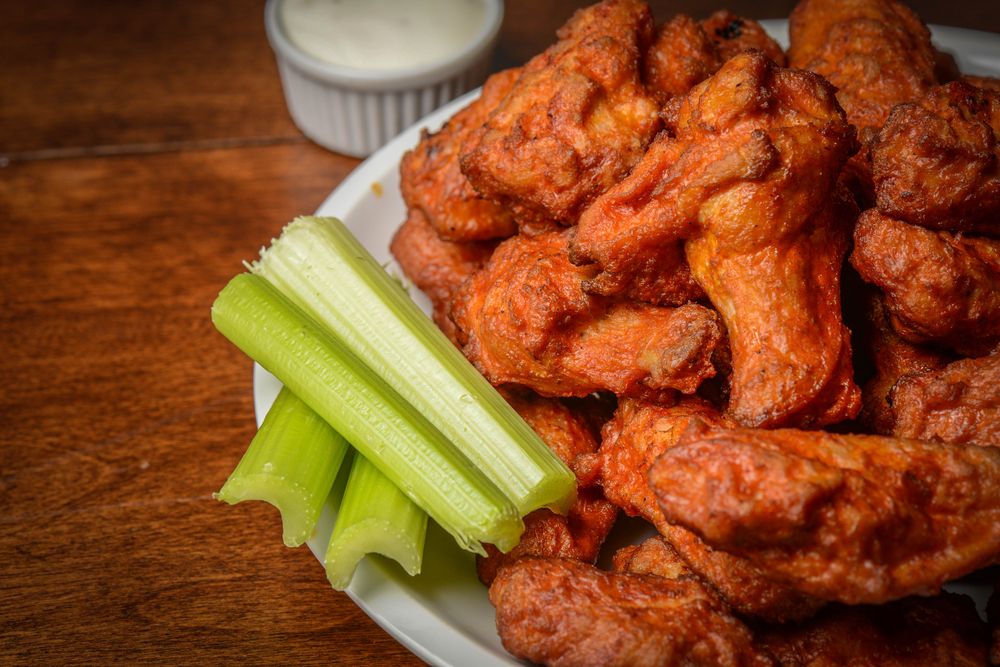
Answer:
650, 420, 1000, 604
787, 0, 936, 132
389, 209, 498, 345
850, 209, 1000, 357
754, 593, 991, 667
612, 535, 693, 579
787, 0, 938, 206
891, 351, 1000, 447
399, 68, 521, 242
642, 14, 721, 102
871, 81, 1000, 236
571, 50, 861, 429
452, 230, 723, 399
855, 288, 958, 435
642, 12, 785, 104
700, 10, 786, 66
575, 397, 827, 623
576, 396, 733, 522
459, 0, 662, 227
476, 387, 619, 586
490, 556, 774, 667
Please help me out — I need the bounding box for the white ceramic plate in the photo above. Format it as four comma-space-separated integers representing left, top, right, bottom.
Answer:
252, 20, 1000, 667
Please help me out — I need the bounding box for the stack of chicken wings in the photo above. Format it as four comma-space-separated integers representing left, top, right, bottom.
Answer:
390, 0, 1000, 664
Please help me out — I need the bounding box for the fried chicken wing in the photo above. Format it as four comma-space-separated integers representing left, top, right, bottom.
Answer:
452, 230, 723, 399
611, 535, 693, 579
389, 208, 498, 345
854, 287, 959, 435
575, 396, 827, 623
964, 75, 1000, 92
459, 0, 661, 227
891, 351, 1000, 447
650, 420, 1000, 604
700, 10, 786, 66
399, 68, 521, 242
870, 81, 1000, 236
642, 14, 721, 102
850, 209, 1000, 357
570, 50, 861, 429
755, 593, 991, 667
641, 11, 785, 104
476, 387, 619, 586
490, 556, 774, 667
787, 0, 938, 205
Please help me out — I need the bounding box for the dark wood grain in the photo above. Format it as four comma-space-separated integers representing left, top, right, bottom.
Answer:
3, 0, 1000, 665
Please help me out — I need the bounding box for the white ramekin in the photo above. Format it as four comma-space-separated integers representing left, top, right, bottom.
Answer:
264, 0, 503, 158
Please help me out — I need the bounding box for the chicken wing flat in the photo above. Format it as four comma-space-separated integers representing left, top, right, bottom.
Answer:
870, 81, 1000, 236
490, 556, 774, 667
850, 209, 1000, 357
452, 230, 723, 399
399, 68, 521, 242
574, 396, 827, 623
787, 0, 938, 205
476, 387, 619, 586
650, 420, 1000, 604
891, 351, 1000, 447
459, 0, 661, 227
389, 209, 498, 345
855, 287, 959, 435
571, 50, 861, 429
755, 593, 991, 667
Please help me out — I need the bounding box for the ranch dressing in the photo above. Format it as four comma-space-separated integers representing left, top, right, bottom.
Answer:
280, 0, 488, 71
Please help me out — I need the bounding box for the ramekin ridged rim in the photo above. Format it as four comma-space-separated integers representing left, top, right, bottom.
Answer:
264, 0, 504, 92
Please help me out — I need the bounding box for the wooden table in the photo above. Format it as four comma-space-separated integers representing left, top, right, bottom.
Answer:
3, 1, 999, 665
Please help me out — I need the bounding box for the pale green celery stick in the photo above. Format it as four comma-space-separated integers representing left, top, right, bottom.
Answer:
214, 385, 349, 547
248, 216, 576, 517
324, 451, 428, 591
211, 273, 522, 554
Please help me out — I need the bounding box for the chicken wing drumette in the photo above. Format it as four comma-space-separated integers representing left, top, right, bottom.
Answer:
850, 209, 1000, 358
399, 68, 521, 242
570, 50, 861, 429
650, 420, 1000, 604
452, 230, 723, 400
870, 81, 1000, 237
459, 0, 662, 227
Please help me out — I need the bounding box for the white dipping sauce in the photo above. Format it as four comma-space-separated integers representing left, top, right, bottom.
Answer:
280, 0, 488, 71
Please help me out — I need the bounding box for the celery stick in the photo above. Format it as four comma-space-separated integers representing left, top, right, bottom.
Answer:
248, 216, 576, 516
214, 385, 349, 547
211, 273, 522, 554
324, 451, 428, 591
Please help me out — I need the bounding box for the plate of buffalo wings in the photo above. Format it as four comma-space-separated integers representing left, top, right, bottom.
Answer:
254, 0, 1000, 665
